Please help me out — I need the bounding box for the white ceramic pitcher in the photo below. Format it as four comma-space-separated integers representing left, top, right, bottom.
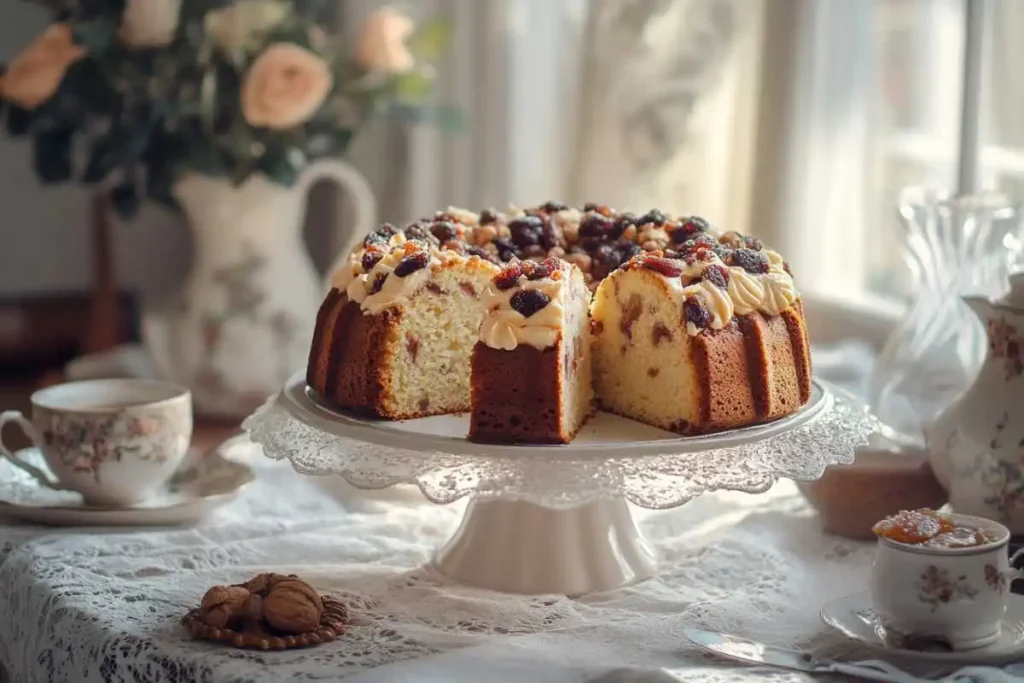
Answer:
928, 271, 1024, 532
144, 160, 376, 419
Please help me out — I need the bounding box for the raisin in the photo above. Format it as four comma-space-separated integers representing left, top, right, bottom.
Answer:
394, 251, 431, 277
526, 262, 553, 280
509, 216, 544, 247
466, 245, 499, 263
479, 208, 500, 225
583, 202, 600, 211
702, 264, 729, 288
636, 209, 667, 227
729, 248, 770, 274
683, 298, 710, 328
683, 247, 714, 265
611, 213, 637, 239
361, 250, 383, 272
541, 200, 568, 212
493, 237, 518, 261
641, 256, 684, 278
617, 242, 643, 264
744, 236, 764, 251
369, 272, 388, 294
403, 223, 436, 244
364, 223, 399, 247
680, 215, 710, 233
430, 221, 459, 242
510, 289, 551, 318
494, 263, 523, 290
579, 213, 613, 238
541, 220, 563, 250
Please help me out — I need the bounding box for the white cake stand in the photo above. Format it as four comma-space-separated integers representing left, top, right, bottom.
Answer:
244, 372, 876, 596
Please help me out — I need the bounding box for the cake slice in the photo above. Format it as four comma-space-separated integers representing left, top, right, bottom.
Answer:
308, 222, 500, 419
469, 258, 594, 443
590, 247, 809, 434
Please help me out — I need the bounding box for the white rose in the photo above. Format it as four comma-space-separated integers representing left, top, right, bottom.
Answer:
206, 1, 291, 54
120, 0, 181, 48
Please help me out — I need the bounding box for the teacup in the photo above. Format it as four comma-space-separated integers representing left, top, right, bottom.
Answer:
0, 379, 192, 506
870, 513, 1024, 650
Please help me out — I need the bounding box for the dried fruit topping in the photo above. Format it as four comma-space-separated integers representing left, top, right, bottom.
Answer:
663, 249, 681, 259
744, 236, 764, 251
872, 509, 955, 545
394, 251, 431, 277
582, 202, 601, 212
509, 216, 544, 248
479, 208, 501, 225
541, 220, 562, 250
717, 230, 745, 249
636, 209, 667, 227
680, 215, 710, 233
579, 213, 614, 238
679, 234, 716, 253
402, 223, 436, 245
683, 247, 715, 265
364, 223, 400, 247
641, 256, 684, 278
430, 221, 459, 242
541, 200, 569, 213
466, 244, 499, 263
702, 264, 730, 288
369, 272, 388, 294
683, 297, 711, 328
361, 250, 383, 272
510, 289, 551, 318
494, 263, 524, 290
617, 242, 643, 264
433, 210, 461, 224
493, 237, 517, 261
729, 248, 770, 274
611, 213, 637, 239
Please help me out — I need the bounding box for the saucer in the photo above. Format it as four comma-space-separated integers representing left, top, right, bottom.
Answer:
821, 592, 1024, 664
0, 438, 254, 527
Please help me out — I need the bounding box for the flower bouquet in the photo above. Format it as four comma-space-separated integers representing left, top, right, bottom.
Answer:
0, 0, 456, 218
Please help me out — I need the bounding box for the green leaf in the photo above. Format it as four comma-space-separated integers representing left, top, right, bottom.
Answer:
110, 176, 141, 220
33, 129, 75, 183
83, 122, 150, 183
408, 18, 453, 63
393, 71, 435, 103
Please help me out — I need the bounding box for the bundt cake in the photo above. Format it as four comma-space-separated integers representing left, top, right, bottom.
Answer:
307, 203, 811, 439
469, 258, 594, 444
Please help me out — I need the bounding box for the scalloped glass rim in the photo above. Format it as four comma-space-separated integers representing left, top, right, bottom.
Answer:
271, 371, 835, 460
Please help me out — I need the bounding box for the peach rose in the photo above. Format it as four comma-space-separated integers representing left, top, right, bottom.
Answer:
241, 43, 333, 130
356, 7, 415, 74
0, 24, 85, 110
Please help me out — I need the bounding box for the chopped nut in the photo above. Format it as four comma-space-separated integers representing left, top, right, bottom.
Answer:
473, 224, 498, 246
264, 578, 324, 634
547, 246, 566, 259
620, 225, 638, 241
200, 585, 250, 629
565, 252, 592, 273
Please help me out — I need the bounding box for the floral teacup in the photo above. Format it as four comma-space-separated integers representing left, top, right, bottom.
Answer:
0, 379, 192, 506
870, 513, 1024, 650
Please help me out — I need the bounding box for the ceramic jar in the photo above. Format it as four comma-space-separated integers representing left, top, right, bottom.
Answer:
927, 272, 1024, 533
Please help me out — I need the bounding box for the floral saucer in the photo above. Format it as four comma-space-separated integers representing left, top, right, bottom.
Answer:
0, 438, 254, 527
821, 592, 1024, 664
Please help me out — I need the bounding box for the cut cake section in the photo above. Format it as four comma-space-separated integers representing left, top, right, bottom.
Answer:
469, 258, 594, 444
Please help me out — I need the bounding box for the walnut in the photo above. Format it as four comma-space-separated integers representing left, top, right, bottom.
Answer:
263, 578, 324, 634
199, 585, 250, 629
472, 224, 498, 246
240, 572, 288, 595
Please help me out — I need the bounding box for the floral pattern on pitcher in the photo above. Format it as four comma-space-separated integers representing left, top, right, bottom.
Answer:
987, 316, 1024, 380
41, 411, 178, 481
950, 416, 1024, 525
916, 565, 977, 611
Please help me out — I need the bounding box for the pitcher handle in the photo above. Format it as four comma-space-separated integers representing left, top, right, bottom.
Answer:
297, 159, 378, 291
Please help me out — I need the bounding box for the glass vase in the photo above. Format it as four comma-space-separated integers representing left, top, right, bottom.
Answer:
868, 188, 1024, 449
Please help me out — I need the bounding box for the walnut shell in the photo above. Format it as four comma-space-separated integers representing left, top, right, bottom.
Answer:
199, 585, 249, 629
263, 578, 323, 634
241, 572, 290, 596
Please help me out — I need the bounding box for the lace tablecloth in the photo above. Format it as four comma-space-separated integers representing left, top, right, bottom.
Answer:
0, 343, 1021, 682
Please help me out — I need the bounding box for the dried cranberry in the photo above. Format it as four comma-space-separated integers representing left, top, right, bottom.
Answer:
510, 289, 551, 318
579, 213, 613, 238
637, 209, 667, 227
702, 264, 730, 288
541, 200, 568, 213
364, 223, 399, 247
430, 221, 459, 242
509, 216, 544, 248
369, 272, 388, 294
394, 251, 431, 277
679, 236, 714, 255
642, 256, 684, 277
479, 209, 500, 225
729, 248, 770, 274
361, 250, 383, 272
743, 236, 764, 251
680, 216, 710, 233
494, 263, 523, 290
683, 297, 710, 328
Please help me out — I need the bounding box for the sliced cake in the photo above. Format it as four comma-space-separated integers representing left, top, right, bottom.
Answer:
307, 222, 500, 419
469, 258, 594, 443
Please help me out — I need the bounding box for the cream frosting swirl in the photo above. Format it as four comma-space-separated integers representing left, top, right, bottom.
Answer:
479, 277, 564, 350
759, 268, 799, 316
726, 267, 766, 315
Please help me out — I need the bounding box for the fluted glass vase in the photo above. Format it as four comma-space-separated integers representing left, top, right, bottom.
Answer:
869, 188, 1024, 449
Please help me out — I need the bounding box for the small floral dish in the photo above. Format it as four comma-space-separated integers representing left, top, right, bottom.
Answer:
821, 592, 1024, 664
0, 439, 254, 527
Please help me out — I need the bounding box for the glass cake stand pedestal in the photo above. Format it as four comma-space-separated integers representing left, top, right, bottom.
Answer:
244, 373, 876, 596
